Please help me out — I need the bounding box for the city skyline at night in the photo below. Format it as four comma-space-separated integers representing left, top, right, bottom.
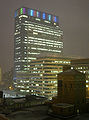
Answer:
0, 0, 89, 73
0, 1, 89, 119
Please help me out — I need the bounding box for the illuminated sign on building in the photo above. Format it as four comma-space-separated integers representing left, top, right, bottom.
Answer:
30, 9, 34, 16
15, 11, 18, 17
42, 13, 46, 19
15, 7, 59, 23
20, 8, 25, 14
37, 11, 40, 17
48, 15, 51, 21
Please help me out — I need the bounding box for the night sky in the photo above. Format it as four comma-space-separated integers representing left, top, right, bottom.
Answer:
0, 0, 89, 73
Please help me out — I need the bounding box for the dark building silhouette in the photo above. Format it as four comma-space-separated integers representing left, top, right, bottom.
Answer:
71, 58, 89, 98
57, 69, 86, 113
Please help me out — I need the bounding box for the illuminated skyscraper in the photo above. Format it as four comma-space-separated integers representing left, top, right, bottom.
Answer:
14, 7, 63, 94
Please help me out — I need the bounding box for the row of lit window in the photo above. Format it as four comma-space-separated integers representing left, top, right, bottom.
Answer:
25, 24, 61, 34
52, 61, 70, 64
28, 26, 61, 36
76, 67, 89, 70
15, 37, 21, 40
14, 31, 20, 35
24, 27, 61, 36
23, 41, 62, 48
31, 47, 61, 53
22, 22, 62, 35
24, 39, 63, 46
15, 60, 31, 62
28, 36, 63, 44
24, 42, 62, 49
20, 90, 29, 92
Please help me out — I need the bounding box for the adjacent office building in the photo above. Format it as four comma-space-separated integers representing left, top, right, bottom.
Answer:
29, 54, 71, 99
14, 7, 63, 94
71, 58, 89, 98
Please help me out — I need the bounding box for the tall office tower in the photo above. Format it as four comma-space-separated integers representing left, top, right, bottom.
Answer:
14, 7, 63, 94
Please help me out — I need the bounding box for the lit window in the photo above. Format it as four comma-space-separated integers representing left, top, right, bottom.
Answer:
40, 74, 42, 76
35, 18, 40, 21
86, 85, 88, 87
33, 32, 38, 35
71, 67, 73, 69
86, 80, 88, 83
36, 84, 39, 86
26, 90, 29, 92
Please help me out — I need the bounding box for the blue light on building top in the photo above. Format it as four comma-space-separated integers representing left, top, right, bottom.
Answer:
37, 11, 40, 17
15, 7, 59, 23
43, 13, 46, 19
15, 11, 17, 17
30, 9, 34, 16
54, 16, 57, 22
28, 9, 30, 16
48, 15, 51, 21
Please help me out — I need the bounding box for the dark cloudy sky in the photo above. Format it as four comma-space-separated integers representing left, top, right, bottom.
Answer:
0, 0, 89, 73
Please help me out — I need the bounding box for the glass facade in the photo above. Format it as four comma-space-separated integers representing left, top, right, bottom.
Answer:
14, 7, 63, 96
